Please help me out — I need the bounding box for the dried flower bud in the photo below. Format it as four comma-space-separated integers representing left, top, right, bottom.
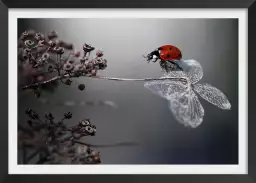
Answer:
26, 108, 39, 119
22, 31, 28, 36
99, 63, 107, 70
79, 119, 91, 127
45, 113, 54, 121
21, 54, 28, 61
20, 31, 29, 40
48, 40, 56, 48
64, 79, 72, 85
48, 65, 54, 72
42, 53, 50, 61
35, 32, 44, 40
24, 40, 35, 47
90, 124, 96, 130
80, 57, 87, 64
78, 84, 85, 91
67, 60, 75, 65
55, 47, 65, 55
63, 63, 74, 72
83, 43, 95, 52
84, 125, 95, 135
64, 112, 72, 119
96, 49, 103, 57
38, 40, 45, 47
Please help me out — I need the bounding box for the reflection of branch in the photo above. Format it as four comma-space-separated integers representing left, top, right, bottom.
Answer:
21, 74, 188, 90
73, 140, 140, 148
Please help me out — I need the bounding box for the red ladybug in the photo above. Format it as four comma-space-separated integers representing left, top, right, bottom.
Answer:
144, 45, 183, 71
158, 45, 182, 61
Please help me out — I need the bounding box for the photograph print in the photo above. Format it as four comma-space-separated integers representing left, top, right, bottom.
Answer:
17, 18, 238, 165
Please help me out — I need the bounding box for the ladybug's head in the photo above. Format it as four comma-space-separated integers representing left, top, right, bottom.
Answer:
143, 49, 161, 63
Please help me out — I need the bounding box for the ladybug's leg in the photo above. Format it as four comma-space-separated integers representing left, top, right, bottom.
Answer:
159, 61, 168, 72
152, 58, 158, 63
164, 64, 168, 72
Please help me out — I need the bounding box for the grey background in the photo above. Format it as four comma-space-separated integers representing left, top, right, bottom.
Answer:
18, 18, 238, 164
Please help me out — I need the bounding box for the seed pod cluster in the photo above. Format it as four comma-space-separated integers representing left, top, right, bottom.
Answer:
18, 109, 101, 164
18, 30, 108, 96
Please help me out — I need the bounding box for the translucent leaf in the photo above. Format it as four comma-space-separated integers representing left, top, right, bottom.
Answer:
183, 59, 203, 84
144, 80, 204, 128
168, 88, 204, 128
193, 83, 231, 110
163, 59, 203, 84
144, 79, 187, 100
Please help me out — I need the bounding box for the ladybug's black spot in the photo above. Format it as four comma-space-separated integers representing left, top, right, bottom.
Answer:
169, 47, 172, 50
166, 54, 170, 58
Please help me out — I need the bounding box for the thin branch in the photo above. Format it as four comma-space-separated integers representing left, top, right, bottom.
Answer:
21, 74, 187, 90
73, 140, 139, 148
95, 76, 187, 82
21, 75, 67, 90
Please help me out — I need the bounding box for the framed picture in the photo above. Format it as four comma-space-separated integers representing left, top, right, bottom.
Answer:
1, 0, 253, 182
